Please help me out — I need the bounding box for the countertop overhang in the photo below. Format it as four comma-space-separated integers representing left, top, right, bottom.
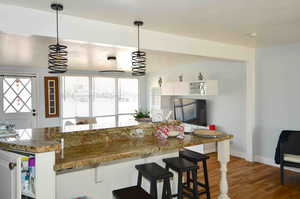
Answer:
0, 121, 233, 172
0, 121, 180, 153
54, 134, 233, 172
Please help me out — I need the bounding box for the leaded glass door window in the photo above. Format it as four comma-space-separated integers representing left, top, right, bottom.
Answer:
3, 77, 32, 113
0, 76, 37, 129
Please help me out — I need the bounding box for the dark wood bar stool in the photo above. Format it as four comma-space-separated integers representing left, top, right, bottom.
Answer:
163, 157, 199, 199
179, 150, 211, 199
136, 163, 173, 199
113, 162, 173, 199
113, 186, 154, 199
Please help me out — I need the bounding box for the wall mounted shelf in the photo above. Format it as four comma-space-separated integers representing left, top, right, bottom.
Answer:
160, 80, 218, 96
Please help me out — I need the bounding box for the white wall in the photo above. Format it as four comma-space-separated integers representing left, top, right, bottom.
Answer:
0, 3, 253, 62
146, 51, 247, 155
0, 66, 60, 127
0, 66, 147, 128
0, 3, 256, 159
255, 43, 300, 162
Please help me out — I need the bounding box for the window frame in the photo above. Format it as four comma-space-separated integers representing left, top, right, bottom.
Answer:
60, 74, 140, 126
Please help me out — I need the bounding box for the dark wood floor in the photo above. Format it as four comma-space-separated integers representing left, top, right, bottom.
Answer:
195, 153, 300, 199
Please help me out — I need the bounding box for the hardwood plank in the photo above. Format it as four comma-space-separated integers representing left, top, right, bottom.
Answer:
192, 153, 300, 199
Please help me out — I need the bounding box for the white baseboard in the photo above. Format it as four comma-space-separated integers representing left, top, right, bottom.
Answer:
230, 150, 245, 159
254, 155, 277, 167
254, 155, 300, 173
228, 152, 300, 173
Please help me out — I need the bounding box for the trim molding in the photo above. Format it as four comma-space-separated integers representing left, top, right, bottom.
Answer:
229, 151, 300, 173
231, 151, 246, 159
254, 155, 300, 173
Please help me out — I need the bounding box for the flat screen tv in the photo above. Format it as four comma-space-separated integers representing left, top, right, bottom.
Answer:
174, 98, 207, 126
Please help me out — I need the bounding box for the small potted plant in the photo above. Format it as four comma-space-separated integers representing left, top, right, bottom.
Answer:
134, 110, 152, 122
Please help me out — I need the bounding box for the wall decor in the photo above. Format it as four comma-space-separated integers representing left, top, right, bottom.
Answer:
44, 77, 60, 118
158, 77, 162, 88
198, 72, 204, 80
179, 74, 183, 82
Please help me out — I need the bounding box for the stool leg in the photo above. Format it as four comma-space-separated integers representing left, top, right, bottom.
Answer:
165, 166, 173, 199
162, 178, 172, 199
178, 171, 183, 199
162, 179, 167, 199
137, 171, 142, 187
166, 179, 172, 199
150, 181, 158, 199
186, 171, 191, 188
203, 160, 211, 199
192, 170, 199, 199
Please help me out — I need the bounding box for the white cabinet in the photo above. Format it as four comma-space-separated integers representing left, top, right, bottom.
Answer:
173, 82, 190, 96
160, 80, 218, 96
189, 80, 218, 96
0, 150, 56, 199
184, 143, 217, 154
0, 150, 22, 199
161, 82, 175, 96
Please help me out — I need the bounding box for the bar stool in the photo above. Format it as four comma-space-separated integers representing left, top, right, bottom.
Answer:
113, 186, 154, 199
163, 157, 199, 199
179, 150, 211, 199
113, 162, 173, 199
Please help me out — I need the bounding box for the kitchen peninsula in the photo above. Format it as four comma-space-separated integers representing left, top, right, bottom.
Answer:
0, 121, 233, 199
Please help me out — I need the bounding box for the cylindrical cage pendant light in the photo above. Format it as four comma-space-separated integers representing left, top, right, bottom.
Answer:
132, 21, 146, 76
48, 4, 68, 73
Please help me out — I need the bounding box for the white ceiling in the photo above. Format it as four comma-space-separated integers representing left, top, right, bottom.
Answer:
1, 0, 300, 47
0, 32, 133, 71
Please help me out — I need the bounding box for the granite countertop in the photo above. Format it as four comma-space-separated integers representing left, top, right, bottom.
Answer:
0, 121, 181, 153
0, 121, 233, 172
54, 134, 233, 172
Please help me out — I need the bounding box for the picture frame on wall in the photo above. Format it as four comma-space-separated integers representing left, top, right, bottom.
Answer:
44, 77, 60, 118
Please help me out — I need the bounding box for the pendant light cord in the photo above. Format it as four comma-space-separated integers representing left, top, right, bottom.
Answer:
137, 24, 140, 51
56, 8, 59, 45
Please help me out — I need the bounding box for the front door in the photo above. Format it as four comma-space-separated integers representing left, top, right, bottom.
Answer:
0, 75, 37, 129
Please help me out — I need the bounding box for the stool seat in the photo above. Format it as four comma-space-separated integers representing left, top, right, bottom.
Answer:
179, 150, 209, 162
113, 186, 154, 199
163, 157, 198, 172
135, 162, 173, 181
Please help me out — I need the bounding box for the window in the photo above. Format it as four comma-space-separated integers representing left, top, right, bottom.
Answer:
3, 77, 32, 113
62, 76, 89, 118
118, 78, 139, 114
62, 76, 139, 127
93, 77, 115, 117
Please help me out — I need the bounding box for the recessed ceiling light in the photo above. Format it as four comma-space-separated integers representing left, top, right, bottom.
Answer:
247, 32, 257, 38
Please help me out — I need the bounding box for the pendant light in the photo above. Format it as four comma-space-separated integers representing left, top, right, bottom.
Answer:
132, 21, 146, 76
48, 3, 68, 73
98, 56, 125, 74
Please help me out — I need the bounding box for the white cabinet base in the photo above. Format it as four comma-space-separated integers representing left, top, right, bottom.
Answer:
184, 143, 217, 154
56, 151, 179, 199
0, 150, 55, 199
0, 150, 22, 199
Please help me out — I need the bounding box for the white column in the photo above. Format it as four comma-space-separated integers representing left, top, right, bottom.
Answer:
217, 140, 230, 199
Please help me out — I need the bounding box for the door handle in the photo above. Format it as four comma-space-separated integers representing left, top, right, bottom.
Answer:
32, 109, 36, 116
9, 162, 16, 170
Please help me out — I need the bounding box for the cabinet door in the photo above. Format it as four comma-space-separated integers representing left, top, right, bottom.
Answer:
161, 82, 174, 95
0, 150, 22, 199
174, 82, 190, 95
